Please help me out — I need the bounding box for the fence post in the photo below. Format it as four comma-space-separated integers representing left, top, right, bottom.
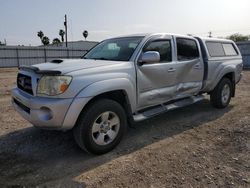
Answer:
16, 48, 20, 68
67, 48, 69, 58
44, 48, 47, 62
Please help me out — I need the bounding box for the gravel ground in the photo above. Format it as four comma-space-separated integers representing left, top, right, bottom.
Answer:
0, 68, 249, 188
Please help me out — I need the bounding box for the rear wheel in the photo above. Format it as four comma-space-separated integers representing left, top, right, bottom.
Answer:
210, 78, 232, 108
73, 99, 127, 154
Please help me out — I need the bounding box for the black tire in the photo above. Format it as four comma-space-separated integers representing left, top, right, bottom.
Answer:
73, 99, 127, 155
210, 78, 232, 108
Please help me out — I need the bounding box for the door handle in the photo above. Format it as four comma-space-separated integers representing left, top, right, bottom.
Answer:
168, 68, 176, 72
194, 64, 201, 69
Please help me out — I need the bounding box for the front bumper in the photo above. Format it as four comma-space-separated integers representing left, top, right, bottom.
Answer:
11, 88, 73, 129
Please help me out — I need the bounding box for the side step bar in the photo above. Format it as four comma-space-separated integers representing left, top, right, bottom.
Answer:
133, 95, 205, 122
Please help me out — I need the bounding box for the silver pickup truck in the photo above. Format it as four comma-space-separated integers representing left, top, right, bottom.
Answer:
11, 33, 243, 154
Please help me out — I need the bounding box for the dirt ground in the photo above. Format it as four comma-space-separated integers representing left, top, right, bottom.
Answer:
0, 68, 249, 188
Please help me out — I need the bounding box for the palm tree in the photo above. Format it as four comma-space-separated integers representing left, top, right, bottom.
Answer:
52, 38, 61, 46
83, 30, 88, 40
42, 36, 50, 46
59, 29, 65, 42
37, 31, 44, 44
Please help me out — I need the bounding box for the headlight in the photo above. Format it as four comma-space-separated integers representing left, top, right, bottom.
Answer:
37, 76, 72, 96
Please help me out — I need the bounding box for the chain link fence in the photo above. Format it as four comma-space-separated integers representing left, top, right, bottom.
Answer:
0, 45, 96, 68
236, 42, 250, 69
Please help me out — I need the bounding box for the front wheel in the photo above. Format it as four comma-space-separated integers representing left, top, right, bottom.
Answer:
210, 78, 232, 108
73, 99, 127, 154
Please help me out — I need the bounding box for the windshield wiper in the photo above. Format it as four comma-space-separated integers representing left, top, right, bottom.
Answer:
83, 57, 116, 61
97, 57, 109, 60
87, 57, 109, 60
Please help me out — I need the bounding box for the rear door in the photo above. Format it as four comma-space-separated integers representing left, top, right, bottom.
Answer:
136, 35, 178, 109
174, 37, 204, 98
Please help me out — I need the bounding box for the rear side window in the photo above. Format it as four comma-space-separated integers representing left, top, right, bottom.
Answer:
206, 42, 225, 57
206, 42, 238, 57
143, 40, 172, 62
222, 43, 238, 56
176, 38, 199, 61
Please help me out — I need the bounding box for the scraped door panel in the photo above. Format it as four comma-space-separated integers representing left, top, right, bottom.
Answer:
174, 59, 204, 98
174, 37, 204, 99
136, 37, 177, 109
137, 62, 177, 109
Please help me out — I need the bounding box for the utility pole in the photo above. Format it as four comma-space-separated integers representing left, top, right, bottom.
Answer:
64, 14, 68, 47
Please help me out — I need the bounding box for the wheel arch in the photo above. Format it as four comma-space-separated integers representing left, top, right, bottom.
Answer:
83, 89, 132, 117
222, 72, 235, 97
77, 78, 136, 109
210, 71, 236, 97
75, 78, 136, 125
62, 78, 136, 130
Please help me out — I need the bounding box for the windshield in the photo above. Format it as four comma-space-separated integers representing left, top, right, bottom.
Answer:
82, 37, 143, 61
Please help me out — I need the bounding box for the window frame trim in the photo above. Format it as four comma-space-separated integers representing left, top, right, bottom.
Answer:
176, 37, 200, 61
142, 39, 173, 63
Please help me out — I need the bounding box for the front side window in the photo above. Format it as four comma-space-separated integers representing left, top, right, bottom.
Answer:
83, 37, 143, 61
143, 40, 172, 62
177, 38, 199, 61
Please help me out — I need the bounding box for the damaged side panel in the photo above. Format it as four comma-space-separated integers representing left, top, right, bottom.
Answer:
174, 58, 204, 98
137, 62, 178, 109
136, 35, 204, 110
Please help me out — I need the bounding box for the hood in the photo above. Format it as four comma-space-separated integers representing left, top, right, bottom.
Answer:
32, 59, 122, 74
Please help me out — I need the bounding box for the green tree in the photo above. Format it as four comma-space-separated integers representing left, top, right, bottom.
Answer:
59, 29, 65, 42
42, 36, 50, 46
226, 33, 249, 42
37, 30, 44, 44
52, 38, 61, 46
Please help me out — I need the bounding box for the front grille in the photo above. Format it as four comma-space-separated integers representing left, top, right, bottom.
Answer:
13, 98, 30, 114
17, 73, 33, 95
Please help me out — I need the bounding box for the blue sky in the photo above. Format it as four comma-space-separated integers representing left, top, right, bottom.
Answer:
1, 0, 250, 46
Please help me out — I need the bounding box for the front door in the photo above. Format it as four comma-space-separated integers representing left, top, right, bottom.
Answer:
136, 36, 178, 109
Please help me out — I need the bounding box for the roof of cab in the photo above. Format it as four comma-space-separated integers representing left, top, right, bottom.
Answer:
106, 33, 235, 43
196, 36, 234, 43
115, 33, 197, 39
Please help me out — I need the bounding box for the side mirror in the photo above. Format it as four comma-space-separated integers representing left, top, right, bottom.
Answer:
139, 51, 160, 65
